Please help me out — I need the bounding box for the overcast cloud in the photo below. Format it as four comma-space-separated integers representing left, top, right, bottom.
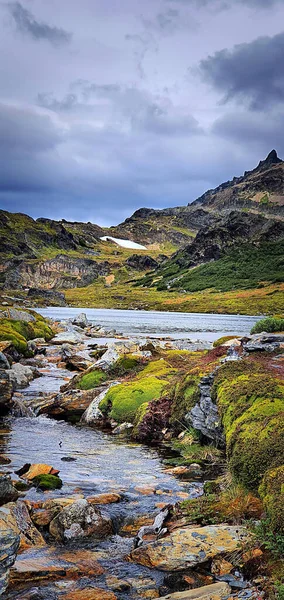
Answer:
0, 0, 284, 225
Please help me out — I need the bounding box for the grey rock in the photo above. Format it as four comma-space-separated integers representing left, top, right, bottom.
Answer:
0, 529, 20, 596
0, 308, 35, 323
8, 363, 34, 389
0, 475, 19, 506
81, 382, 119, 425
187, 374, 225, 446
112, 422, 134, 435
94, 346, 121, 370
52, 329, 84, 345
27, 287, 66, 307
0, 353, 10, 370
49, 498, 112, 541
72, 312, 89, 328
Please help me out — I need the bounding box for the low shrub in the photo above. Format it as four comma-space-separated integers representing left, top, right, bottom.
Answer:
250, 317, 284, 334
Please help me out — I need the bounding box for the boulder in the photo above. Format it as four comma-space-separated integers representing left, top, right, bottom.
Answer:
0, 501, 46, 551
65, 354, 93, 372
129, 524, 248, 571
81, 383, 119, 425
52, 330, 84, 345
0, 529, 20, 596
112, 422, 134, 436
60, 589, 117, 600
94, 346, 121, 370
0, 308, 35, 323
49, 499, 112, 542
19, 464, 60, 481
158, 582, 231, 600
8, 363, 35, 389
0, 370, 13, 414
72, 313, 89, 328
0, 476, 19, 506
35, 388, 105, 420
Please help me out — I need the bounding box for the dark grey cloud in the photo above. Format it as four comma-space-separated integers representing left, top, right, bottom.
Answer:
199, 31, 284, 109
7, 2, 72, 45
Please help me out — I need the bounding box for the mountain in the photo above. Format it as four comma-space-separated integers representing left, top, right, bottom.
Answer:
0, 150, 283, 313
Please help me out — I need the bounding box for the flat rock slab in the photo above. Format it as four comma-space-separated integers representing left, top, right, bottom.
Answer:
60, 588, 117, 600
129, 525, 248, 571
158, 582, 231, 600
10, 546, 104, 584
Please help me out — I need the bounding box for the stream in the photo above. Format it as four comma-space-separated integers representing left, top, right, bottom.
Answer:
0, 309, 261, 598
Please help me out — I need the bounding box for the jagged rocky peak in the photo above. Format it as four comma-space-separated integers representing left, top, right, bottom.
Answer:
259, 149, 282, 167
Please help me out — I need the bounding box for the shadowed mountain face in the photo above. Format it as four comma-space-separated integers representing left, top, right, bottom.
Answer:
0, 151, 284, 294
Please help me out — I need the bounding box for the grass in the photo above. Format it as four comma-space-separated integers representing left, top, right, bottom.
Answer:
64, 279, 284, 315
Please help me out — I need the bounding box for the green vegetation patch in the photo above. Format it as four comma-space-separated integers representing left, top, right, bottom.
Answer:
99, 359, 175, 423
213, 360, 284, 490
259, 466, 284, 534
0, 311, 53, 354
140, 241, 284, 293
32, 474, 63, 490
251, 316, 284, 334
78, 369, 108, 390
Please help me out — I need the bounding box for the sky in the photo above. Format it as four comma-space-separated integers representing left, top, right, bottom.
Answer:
1, 0, 284, 225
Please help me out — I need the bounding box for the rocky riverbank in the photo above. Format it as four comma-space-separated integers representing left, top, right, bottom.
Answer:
0, 309, 283, 599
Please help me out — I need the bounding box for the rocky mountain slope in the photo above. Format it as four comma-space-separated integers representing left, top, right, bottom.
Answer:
0, 150, 284, 311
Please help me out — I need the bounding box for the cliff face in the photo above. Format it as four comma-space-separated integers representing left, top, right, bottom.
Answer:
3, 255, 110, 290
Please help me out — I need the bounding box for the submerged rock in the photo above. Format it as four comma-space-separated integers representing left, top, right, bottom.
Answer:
129, 524, 248, 571
49, 499, 112, 542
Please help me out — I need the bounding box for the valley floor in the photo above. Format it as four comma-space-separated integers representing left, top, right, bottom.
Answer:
64, 281, 284, 316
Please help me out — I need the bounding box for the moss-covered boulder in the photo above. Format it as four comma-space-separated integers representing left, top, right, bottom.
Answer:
0, 310, 53, 355
213, 359, 284, 490
99, 359, 175, 423
32, 474, 63, 491
259, 465, 284, 533
78, 369, 108, 390
74, 354, 142, 391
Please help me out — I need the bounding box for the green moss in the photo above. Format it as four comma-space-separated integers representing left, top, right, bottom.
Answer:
32, 474, 63, 490
259, 466, 284, 533
213, 335, 239, 347
99, 375, 167, 423
213, 360, 284, 490
110, 355, 141, 377
78, 369, 108, 390
0, 312, 53, 354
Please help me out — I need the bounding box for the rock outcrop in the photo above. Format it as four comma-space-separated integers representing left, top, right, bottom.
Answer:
3, 255, 110, 290
0, 529, 20, 596
129, 524, 248, 571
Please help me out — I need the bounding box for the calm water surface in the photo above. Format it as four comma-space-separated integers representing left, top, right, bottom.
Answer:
38, 307, 262, 341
